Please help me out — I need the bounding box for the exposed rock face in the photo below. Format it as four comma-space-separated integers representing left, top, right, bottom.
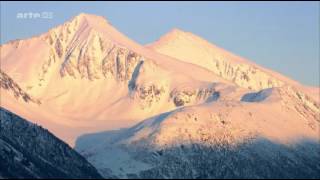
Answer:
40, 14, 147, 84
211, 60, 284, 90
170, 86, 219, 107
132, 83, 166, 109
0, 70, 40, 104
0, 107, 103, 179
130, 83, 221, 109
59, 38, 144, 81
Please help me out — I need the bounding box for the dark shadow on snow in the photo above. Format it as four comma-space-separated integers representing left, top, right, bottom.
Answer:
128, 60, 144, 91
129, 138, 320, 179
76, 123, 320, 179
241, 88, 273, 102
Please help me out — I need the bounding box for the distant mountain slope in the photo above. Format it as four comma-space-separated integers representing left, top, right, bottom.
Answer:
0, 107, 103, 179
147, 29, 318, 99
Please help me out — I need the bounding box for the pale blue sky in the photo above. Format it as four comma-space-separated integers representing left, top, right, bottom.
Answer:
1, 1, 319, 86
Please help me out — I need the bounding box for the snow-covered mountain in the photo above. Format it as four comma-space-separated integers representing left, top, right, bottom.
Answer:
1, 13, 234, 145
0, 107, 103, 179
1, 13, 319, 179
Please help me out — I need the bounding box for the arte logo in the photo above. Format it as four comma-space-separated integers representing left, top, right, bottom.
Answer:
16, 12, 54, 19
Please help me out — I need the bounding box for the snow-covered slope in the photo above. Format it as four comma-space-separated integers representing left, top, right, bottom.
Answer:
0, 107, 103, 179
76, 86, 320, 178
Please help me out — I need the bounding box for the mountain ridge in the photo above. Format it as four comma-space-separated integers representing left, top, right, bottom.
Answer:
146, 28, 316, 94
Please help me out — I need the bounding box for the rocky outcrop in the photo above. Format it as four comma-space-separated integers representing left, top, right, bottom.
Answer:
170, 88, 220, 107
131, 83, 166, 110
170, 86, 219, 107
211, 60, 284, 90
0, 70, 40, 104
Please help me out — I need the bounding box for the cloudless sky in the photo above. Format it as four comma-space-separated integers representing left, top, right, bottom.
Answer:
1, 1, 319, 86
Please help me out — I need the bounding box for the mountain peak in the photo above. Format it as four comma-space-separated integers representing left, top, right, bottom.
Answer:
147, 28, 211, 49
169, 28, 186, 34
72, 13, 109, 24
145, 28, 188, 48
43, 13, 111, 42
163, 28, 188, 39
67, 13, 110, 30
152, 28, 213, 47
